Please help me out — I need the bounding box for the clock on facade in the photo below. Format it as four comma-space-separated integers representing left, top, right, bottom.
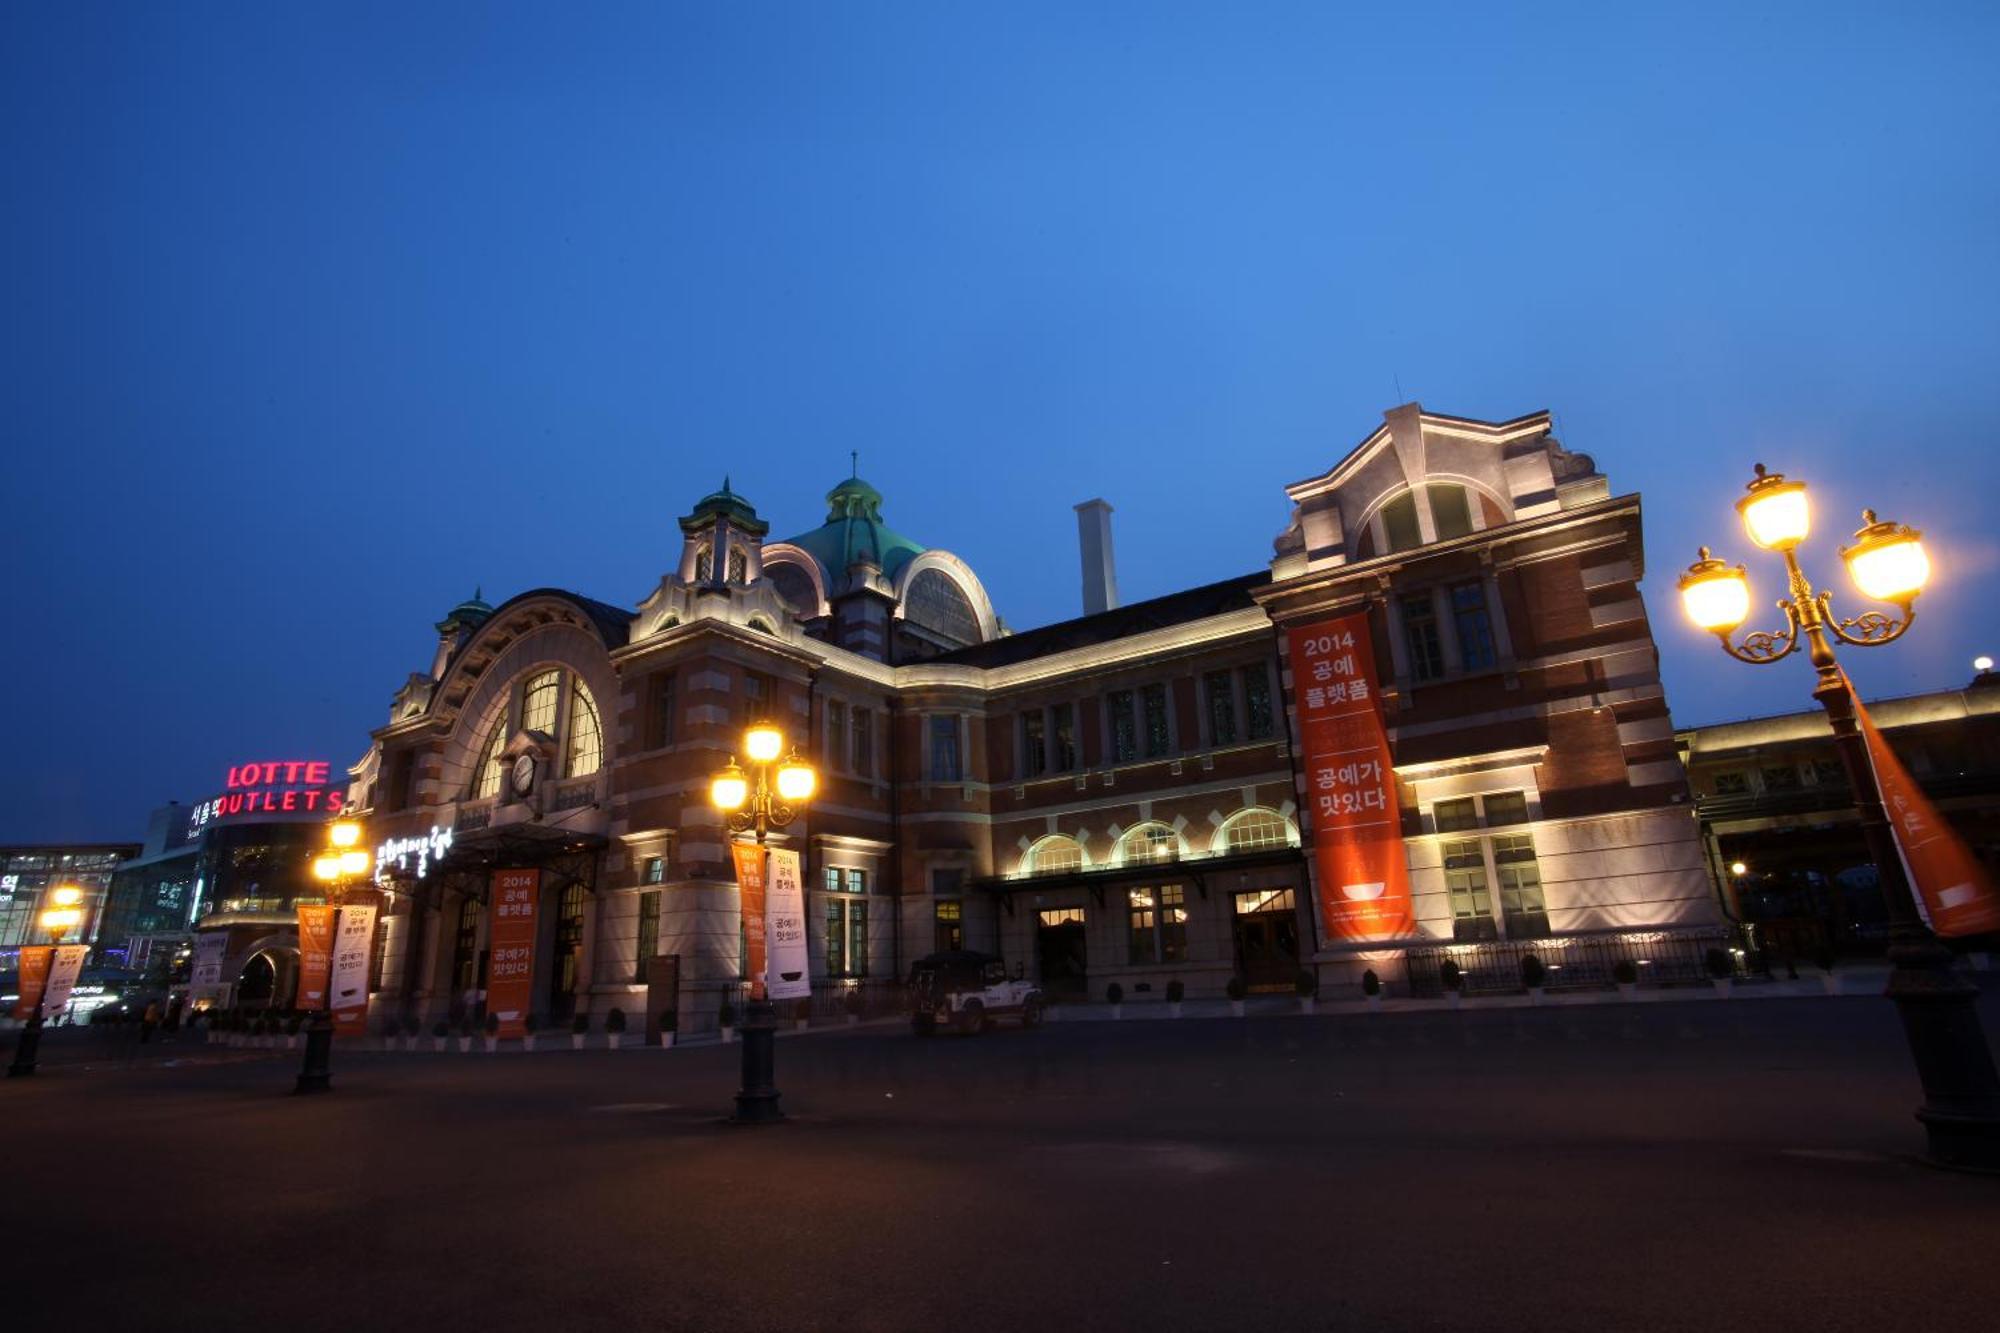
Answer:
511, 753, 537, 798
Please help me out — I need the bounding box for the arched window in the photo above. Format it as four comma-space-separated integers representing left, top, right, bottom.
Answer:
1381, 492, 1421, 553
694, 543, 713, 582
564, 680, 603, 778
767, 561, 819, 619
1220, 809, 1294, 854
727, 548, 748, 584
471, 718, 507, 799
1118, 823, 1179, 865
519, 670, 561, 735
1027, 835, 1086, 876
904, 568, 981, 645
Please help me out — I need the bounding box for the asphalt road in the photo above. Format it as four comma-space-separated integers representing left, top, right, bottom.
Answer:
6, 992, 1999, 1333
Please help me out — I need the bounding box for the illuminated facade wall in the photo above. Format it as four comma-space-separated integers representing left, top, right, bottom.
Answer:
0, 844, 136, 954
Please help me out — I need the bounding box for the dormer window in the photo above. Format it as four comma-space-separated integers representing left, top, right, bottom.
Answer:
1430, 483, 1474, 540
1382, 492, 1422, 553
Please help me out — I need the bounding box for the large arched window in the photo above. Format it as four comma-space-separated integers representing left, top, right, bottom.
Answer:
565, 680, 603, 778
1027, 835, 1086, 876
519, 670, 561, 735
1118, 823, 1180, 865
471, 718, 507, 799
1218, 808, 1296, 854
904, 569, 981, 644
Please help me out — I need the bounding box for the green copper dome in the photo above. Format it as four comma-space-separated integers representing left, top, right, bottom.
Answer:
439, 587, 493, 630
779, 474, 926, 582
679, 477, 770, 537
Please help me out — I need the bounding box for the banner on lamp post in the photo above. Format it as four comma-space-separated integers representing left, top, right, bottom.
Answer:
729, 842, 768, 1000
1851, 683, 2000, 937
11, 946, 52, 1020
42, 945, 89, 1022
764, 848, 811, 1002
190, 932, 230, 1008
1287, 611, 1414, 944
296, 905, 336, 1011
330, 904, 377, 1036
486, 869, 540, 1038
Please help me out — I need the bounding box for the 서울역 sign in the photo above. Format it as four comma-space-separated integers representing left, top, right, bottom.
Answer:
1287, 611, 1413, 943
375, 826, 454, 882
187, 760, 346, 835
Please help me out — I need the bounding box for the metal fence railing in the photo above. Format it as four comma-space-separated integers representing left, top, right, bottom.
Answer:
1401, 929, 1740, 997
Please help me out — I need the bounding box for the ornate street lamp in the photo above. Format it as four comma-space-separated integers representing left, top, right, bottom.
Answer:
1680, 464, 2000, 1169
296, 818, 370, 1095
6, 885, 85, 1078
711, 723, 817, 1124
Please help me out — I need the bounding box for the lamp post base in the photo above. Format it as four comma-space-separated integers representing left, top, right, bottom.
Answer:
1885, 933, 2000, 1173
6, 1014, 43, 1078
730, 999, 785, 1125
293, 1014, 335, 1095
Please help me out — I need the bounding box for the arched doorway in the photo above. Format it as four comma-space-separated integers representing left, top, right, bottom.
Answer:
238, 952, 279, 1009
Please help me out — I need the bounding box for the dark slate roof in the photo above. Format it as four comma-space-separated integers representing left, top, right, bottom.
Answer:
482, 588, 634, 650
930, 571, 1271, 669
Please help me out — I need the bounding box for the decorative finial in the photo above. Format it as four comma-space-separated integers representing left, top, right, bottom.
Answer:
1697, 546, 1711, 561
1752, 463, 1768, 479
1861, 508, 1877, 524
851, 450, 858, 479
722, 475, 732, 494
474, 585, 482, 601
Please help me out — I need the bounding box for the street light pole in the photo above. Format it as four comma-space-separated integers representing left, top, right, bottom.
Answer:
6, 885, 84, 1079
295, 819, 370, 1096
1680, 466, 2000, 1171
710, 724, 818, 1125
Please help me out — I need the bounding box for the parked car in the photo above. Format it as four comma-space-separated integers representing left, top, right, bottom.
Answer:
907, 951, 1042, 1036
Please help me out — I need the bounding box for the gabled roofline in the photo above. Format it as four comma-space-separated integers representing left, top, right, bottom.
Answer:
1285, 407, 1552, 502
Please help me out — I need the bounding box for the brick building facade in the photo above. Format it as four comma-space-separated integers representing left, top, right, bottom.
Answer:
350, 404, 1716, 1036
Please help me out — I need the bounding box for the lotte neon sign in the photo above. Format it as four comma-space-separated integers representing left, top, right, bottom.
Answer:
188, 760, 346, 834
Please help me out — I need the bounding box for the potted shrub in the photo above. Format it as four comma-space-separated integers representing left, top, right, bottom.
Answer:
432, 1019, 450, 1053
380, 1014, 401, 1051
404, 1018, 421, 1051
522, 1013, 540, 1053
718, 996, 737, 1044
1613, 959, 1640, 999
1105, 981, 1124, 1020
1165, 979, 1185, 1019
482, 1012, 500, 1053
456, 1016, 475, 1053
605, 1006, 627, 1050
1226, 975, 1247, 1018
655, 1009, 676, 1050
1439, 959, 1464, 1010
1520, 954, 1546, 1002
1295, 967, 1319, 1015
844, 988, 866, 1026
286, 1013, 304, 1049
1706, 947, 1734, 996
1361, 969, 1383, 1010
571, 1012, 590, 1051
793, 998, 811, 1032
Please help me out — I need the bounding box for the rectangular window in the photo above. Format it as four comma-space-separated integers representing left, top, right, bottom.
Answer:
1430, 483, 1474, 541
645, 671, 677, 749
1205, 670, 1237, 746
741, 671, 770, 726
1433, 797, 1480, 833
1761, 765, 1802, 792
1051, 703, 1077, 771
1127, 887, 1158, 964
1401, 593, 1445, 683
1038, 907, 1084, 927
929, 715, 962, 781
1481, 791, 1529, 827
825, 898, 845, 977
1021, 710, 1047, 777
934, 899, 963, 953
1712, 771, 1750, 795
1443, 838, 1498, 942
1810, 760, 1846, 787
846, 868, 866, 895
1141, 683, 1171, 758
931, 867, 965, 896
849, 899, 868, 978
1493, 834, 1549, 938
851, 708, 873, 778
1450, 581, 1498, 672
642, 856, 666, 884
635, 890, 660, 983
826, 898, 867, 977
1160, 884, 1187, 962
824, 866, 842, 895
826, 700, 848, 773
1108, 690, 1138, 763
1243, 666, 1274, 740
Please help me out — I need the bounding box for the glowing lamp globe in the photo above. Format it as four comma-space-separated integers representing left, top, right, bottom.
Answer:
1729, 861, 1748, 877
775, 757, 817, 803
312, 853, 341, 882
50, 884, 83, 908
1978, 656, 1996, 673
1735, 465, 1810, 551
330, 820, 363, 848
40, 906, 82, 934
710, 761, 749, 812
339, 849, 372, 877
1841, 511, 1929, 604
1678, 549, 1752, 634
744, 725, 785, 764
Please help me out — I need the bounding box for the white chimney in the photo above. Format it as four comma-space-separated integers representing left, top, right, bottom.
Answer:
1074, 499, 1119, 616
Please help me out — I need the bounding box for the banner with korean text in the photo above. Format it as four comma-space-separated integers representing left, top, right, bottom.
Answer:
487, 869, 540, 1038
764, 848, 811, 1001
11, 946, 52, 1020
1852, 683, 2000, 936
296, 905, 336, 1011
331, 904, 377, 1036
43, 945, 89, 1021
1288, 611, 1413, 943
190, 932, 230, 1007
729, 843, 769, 1000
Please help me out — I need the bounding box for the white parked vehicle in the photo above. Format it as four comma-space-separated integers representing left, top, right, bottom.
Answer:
908, 951, 1043, 1036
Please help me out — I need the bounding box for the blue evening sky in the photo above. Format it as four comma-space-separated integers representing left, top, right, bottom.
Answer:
5, 2, 1997, 841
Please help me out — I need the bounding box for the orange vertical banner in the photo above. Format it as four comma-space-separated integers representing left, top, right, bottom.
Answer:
12, 946, 53, 1020
1852, 684, 2000, 937
1289, 611, 1413, 943
296, 905, 335, 1011
486, 869, 540, 1038
729, 842, 768, 1000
